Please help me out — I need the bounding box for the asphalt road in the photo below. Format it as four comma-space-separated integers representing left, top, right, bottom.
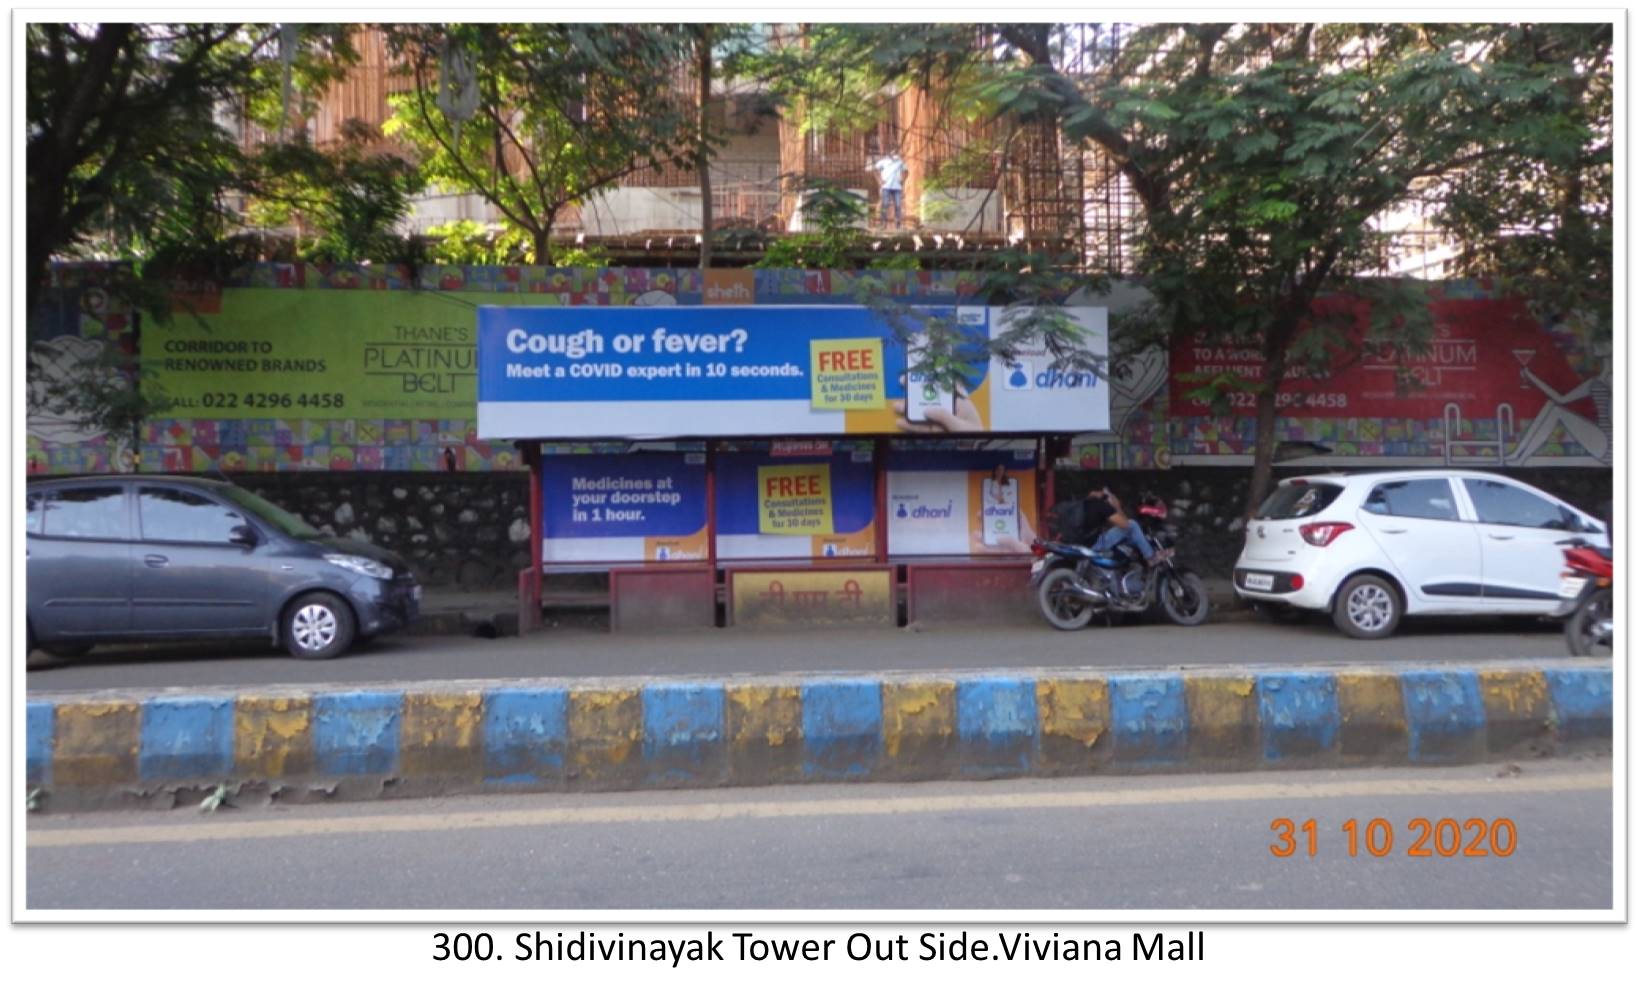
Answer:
25, 759, 1612, 910
26, 613, 1579, 693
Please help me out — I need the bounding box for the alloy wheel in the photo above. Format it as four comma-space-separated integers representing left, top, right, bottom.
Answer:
1345, 583, 1395, 633
291, 603, 339, 652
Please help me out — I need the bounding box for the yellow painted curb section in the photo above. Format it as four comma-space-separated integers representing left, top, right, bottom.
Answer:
53, 701, 141, 786
233, 696, 314, 778
1336, 672, 1407, 756
882, 680, 956, 758
727, 685, 802, 750
1479, 670, 1551, 724
400, 691, 484, 777
1184, 675, 1257, 757
1037, 677, 1111, 766
569, 688, 643, 776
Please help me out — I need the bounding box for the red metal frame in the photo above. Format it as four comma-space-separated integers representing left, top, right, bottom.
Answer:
705, 440, 719, 570
874, 436, 889, 563
522, 442, 544, 633
1041, 434, 1057, 536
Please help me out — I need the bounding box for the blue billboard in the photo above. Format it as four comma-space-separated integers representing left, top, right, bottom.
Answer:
476, 305, 1109, 440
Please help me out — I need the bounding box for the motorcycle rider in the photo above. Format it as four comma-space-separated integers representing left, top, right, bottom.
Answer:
1084, 486, 1167, 567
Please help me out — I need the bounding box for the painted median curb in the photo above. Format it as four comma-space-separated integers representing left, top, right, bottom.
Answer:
24, 664, 1612, 809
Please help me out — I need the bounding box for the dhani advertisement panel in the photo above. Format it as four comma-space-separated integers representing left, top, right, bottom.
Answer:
540, 445, 880, 565
476, 305, 1110, 439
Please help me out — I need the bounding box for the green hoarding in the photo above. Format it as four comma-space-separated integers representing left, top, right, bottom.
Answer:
145, 288, 553, 420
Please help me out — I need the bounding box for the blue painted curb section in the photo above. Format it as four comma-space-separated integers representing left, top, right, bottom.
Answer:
25, 664, 1613, 809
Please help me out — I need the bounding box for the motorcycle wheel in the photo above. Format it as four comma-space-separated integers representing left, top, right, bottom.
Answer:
1038, 566, 1094, 631
1565, 588, 1613, 657
1159, 569, 1210, 626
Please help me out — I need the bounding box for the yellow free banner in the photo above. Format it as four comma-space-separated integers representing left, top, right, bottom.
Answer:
809, 338, 885, 410
757, 463, 834, 535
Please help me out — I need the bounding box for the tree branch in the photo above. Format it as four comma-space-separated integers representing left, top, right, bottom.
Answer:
408, 56, 540, 238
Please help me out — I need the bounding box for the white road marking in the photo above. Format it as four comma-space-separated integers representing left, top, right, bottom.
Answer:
28, 771, 1610, 849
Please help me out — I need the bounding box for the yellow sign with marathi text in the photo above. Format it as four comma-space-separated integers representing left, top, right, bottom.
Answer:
731, 568, 895, 628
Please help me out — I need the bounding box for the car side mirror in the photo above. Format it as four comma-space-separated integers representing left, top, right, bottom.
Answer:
229, 525, 259, 547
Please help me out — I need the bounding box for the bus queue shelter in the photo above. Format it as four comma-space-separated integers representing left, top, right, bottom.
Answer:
476, 304, 1110, 631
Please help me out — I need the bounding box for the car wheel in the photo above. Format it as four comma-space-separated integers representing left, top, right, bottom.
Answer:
1332, 574, 1402, 639
283, 593, 355, 660
45, 642, 94, 660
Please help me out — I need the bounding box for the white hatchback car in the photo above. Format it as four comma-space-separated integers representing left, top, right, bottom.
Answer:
1234, 470, 1609, 638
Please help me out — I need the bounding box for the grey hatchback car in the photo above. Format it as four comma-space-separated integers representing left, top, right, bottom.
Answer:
26, 475, 420, 660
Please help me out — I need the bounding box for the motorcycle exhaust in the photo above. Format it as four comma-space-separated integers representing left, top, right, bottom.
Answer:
1068, 582, 1110, 605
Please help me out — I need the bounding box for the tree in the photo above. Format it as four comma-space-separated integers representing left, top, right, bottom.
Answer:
749, 26, 1105, 399
754, 181, 870, 269
383, 24, 702, 264
960, 23, 1611, 512
1437, 24, 1613, 343
25, 22, 355, 313
250, 121, 425, 263
693, 24, 716, 268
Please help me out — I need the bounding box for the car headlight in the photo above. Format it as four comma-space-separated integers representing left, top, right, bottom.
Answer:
323, 553, 394, 580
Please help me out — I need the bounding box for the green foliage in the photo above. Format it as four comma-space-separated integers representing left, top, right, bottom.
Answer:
24, 21, 357, 444
1017, 21, 1612, 369
754, 181, 867, 269
250, 122, 424, 263
732, 25, 941, 138
382, 24, 703, 264
981, 22, 1604, 501
554, 245, 615, 268
855, 249, 1109, 396
25, 23, 356, 310
874, 254, 923, 272
1436, 25, 1613, 344
425, 220, 521, 265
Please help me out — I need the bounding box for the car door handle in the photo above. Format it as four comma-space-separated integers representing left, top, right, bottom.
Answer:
1487, 534, 1515, 541
143, 554, 169, 567
1381, 528, 1408, 535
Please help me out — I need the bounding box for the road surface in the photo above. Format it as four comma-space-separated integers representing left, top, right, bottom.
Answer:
26, 759, 1611, 910
26, 614, 1578, 693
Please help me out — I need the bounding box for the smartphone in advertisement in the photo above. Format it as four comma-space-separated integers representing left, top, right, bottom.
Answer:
904, 368, 956, 423
903, 333, 956, 423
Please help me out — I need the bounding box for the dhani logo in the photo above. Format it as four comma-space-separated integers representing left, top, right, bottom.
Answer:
893, 499, 954, 519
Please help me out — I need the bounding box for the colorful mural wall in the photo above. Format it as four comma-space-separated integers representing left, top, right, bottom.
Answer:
26, 263, 1610, 476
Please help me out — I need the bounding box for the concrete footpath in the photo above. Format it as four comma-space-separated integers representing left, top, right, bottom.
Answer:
409, 576, 1254, 638
25, 661, 1611, 812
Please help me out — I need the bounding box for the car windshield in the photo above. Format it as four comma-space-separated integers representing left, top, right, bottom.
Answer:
1257, 481, 1344, 520
218, 485, 324, 538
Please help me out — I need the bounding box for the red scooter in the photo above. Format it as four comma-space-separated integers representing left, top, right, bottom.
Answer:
1553, 537, 1613, 657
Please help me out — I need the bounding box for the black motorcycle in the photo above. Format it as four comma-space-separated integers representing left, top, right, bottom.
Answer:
1029, 498, 1210, 630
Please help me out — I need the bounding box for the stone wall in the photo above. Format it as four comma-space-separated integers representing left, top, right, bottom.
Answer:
31, 464, 1610, 591
231, 472, 532, 590
1060, 467, 1615, 577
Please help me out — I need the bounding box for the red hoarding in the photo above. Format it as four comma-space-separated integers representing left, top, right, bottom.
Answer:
1169, 296, 1597, 422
